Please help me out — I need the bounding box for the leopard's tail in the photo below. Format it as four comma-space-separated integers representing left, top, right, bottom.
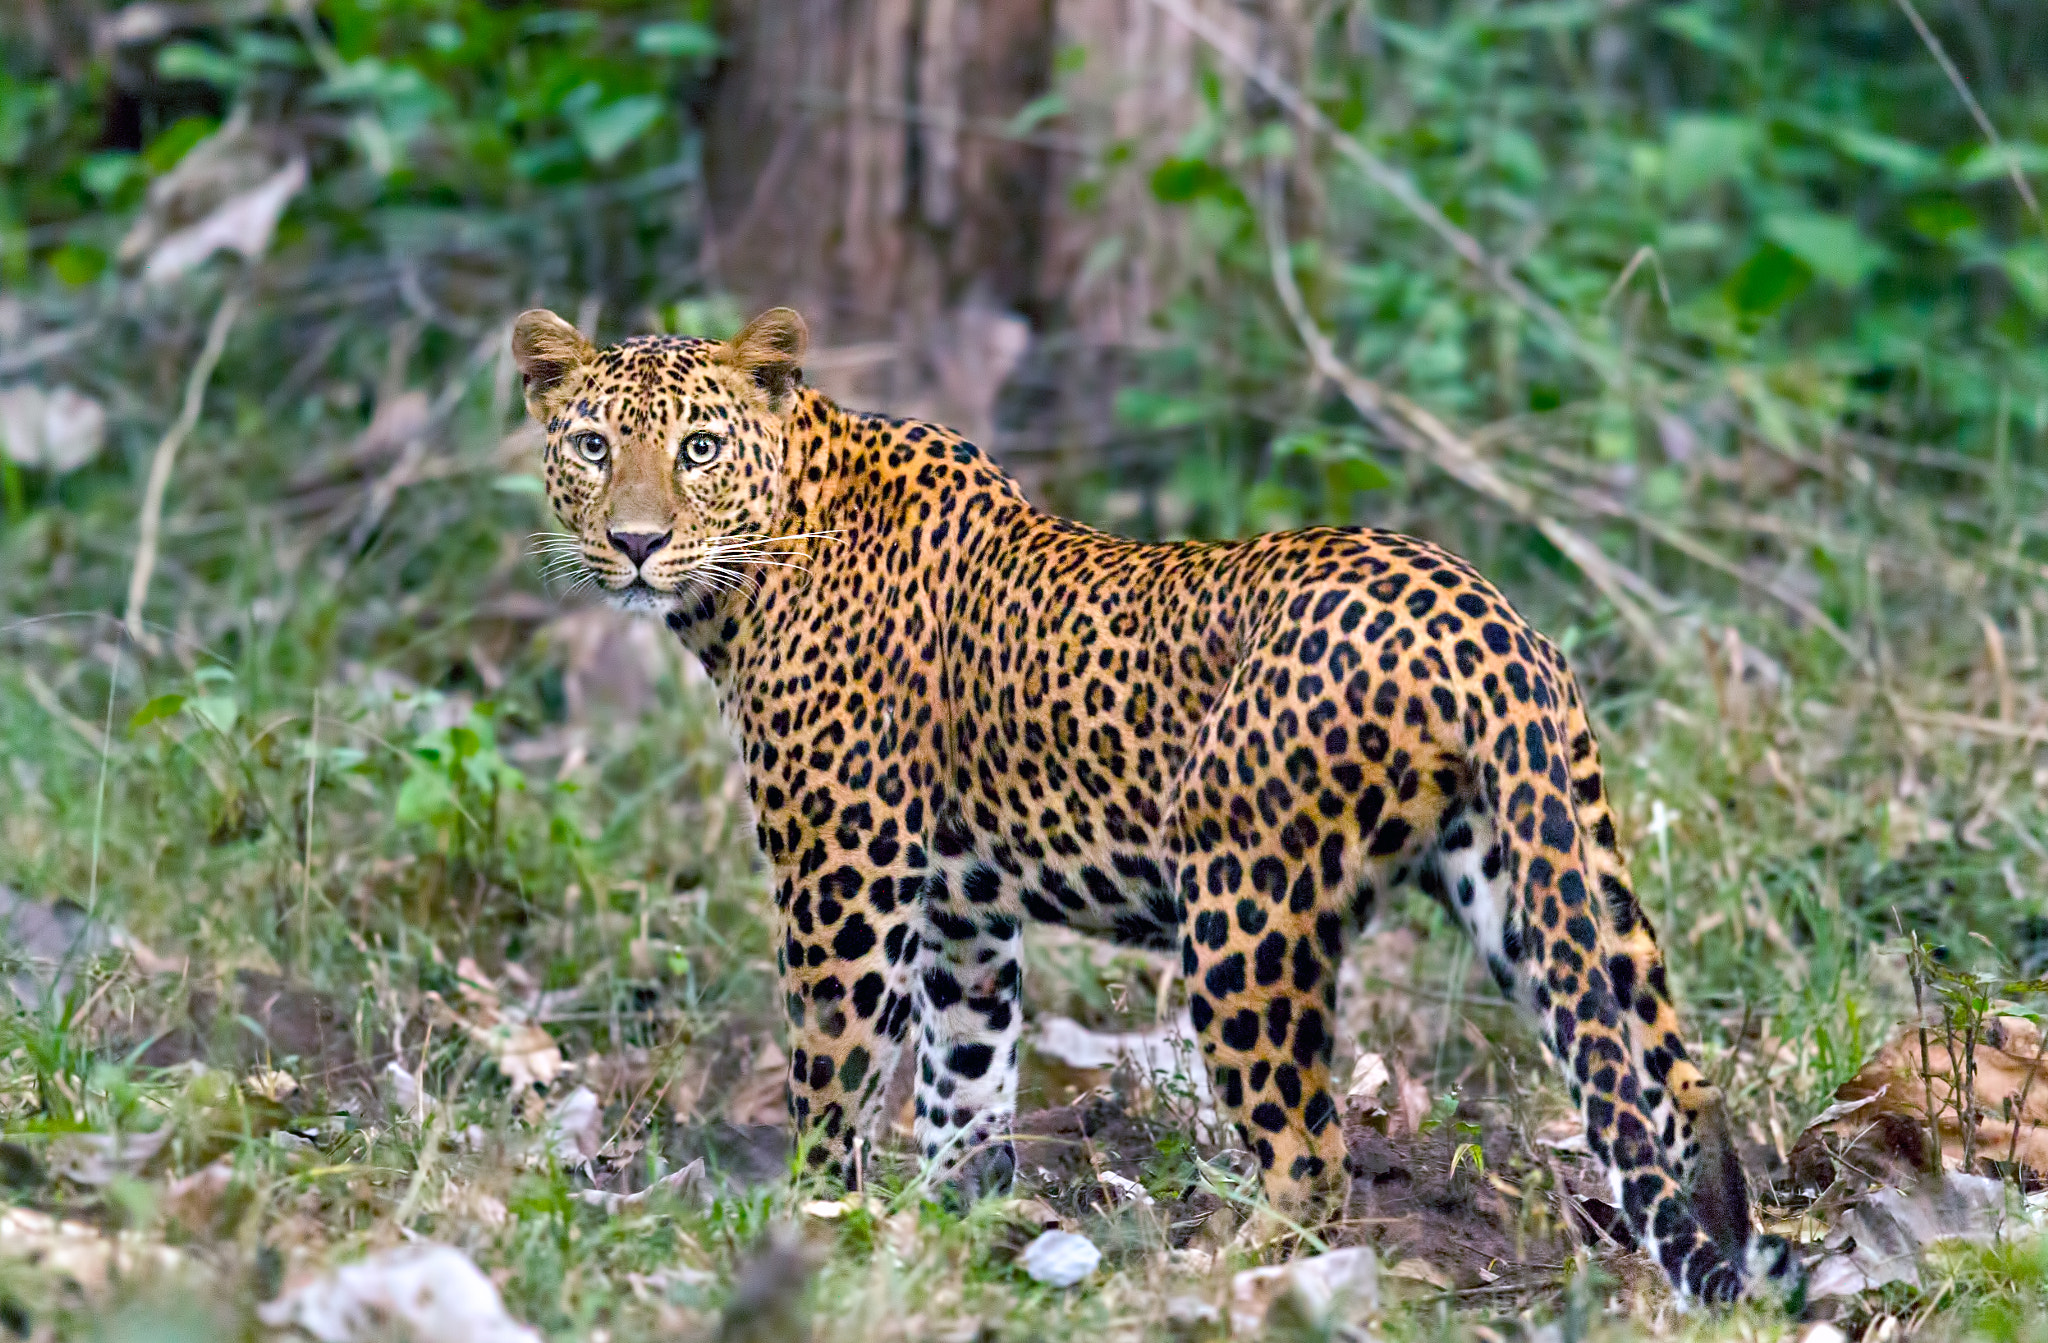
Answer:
1458, 651, 1789, 1302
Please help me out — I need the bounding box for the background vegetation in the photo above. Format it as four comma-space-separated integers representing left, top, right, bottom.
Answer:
2, 0, 2047, 1339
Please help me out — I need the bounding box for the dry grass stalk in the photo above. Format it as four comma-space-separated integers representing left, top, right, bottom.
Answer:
123, 285, 244, 651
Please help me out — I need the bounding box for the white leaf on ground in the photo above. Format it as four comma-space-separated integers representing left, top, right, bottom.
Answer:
1806, 1173, 2010, 1295
1098, 1170, 1155, 1207
1345, 1052, 1390, 1102
0, 1207, 189, 1292
45, 1128, 170, 1186
547, 1085, 602, 1166
1230, 1246, 1378, 1337
383, 1060, 433, 1124
256, 1244, 542, 1343
574, 1159, 708, 1214
1031, 1014, 1212, 1111
0, 384, 107, 474
1018, 1229, 1100, 1287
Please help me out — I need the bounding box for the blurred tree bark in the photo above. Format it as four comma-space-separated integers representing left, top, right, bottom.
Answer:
702, 0, 1237, 453
703, 0, 1058, 443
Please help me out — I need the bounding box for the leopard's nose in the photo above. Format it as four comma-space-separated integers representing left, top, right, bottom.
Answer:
607, 530, 671, 567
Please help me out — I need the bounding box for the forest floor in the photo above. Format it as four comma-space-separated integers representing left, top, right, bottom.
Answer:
2, 309, 2047, 1343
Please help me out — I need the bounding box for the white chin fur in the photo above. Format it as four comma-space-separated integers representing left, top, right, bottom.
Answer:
602, 585, 683, 616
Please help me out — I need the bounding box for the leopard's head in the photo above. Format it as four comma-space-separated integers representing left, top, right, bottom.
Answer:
512, 306, 808, 615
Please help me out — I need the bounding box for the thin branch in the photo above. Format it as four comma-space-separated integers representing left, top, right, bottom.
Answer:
125, 286, 246, 650
1892, 0, 2043, 228
1259, 191, 1668, 653
1146, 0, 1619, 384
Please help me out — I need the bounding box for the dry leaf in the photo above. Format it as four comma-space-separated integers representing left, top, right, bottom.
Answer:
547, 1085, 602, 1166
574, 1159, 708, 1214
476, 1019, 565, 1092
247, 1068, 300, 1102
724, 1038, 791, 1126
0, 384, 107, 474
0, 1207, 189, 1293
1806, 1174, 2010, 1296
1386, 1258, 1454, 1289
257, 1244, 542, 1343
1790, 1015, 2048, 1188
162, 1157, 235, 1232
1345, 1052, 1390, 1101
45, 1128, 170, 1186
1230, 1246, 1378, 1337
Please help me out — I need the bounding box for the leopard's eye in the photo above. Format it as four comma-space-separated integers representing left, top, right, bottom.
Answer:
570, 431, 609, 465
681, 431, 723, 467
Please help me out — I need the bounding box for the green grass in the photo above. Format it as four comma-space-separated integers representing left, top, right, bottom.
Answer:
6, 0, 2048, 1337
0, 297, 2044, 1340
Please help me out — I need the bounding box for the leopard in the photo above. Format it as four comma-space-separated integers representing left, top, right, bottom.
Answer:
511, 304, 1799, 1304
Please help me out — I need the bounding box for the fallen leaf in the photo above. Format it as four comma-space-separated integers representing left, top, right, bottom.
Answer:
1791, 1015, 2048, 1189
1386, 1258, 1454, 1289
1345, 1052, 1390, 1103
1032, 1014, 1209, 1100
1018, 1230, 1100, 1287
0, 384, 107, 474
1230, 1246, 1378, 1337
45, 1128, 170, 1186
1098, 1170, 1155, 1207
247, 1068, 299, 1102
476, 1019, 565, 1092
162, 1157, 235, 1232
1805, 1173, 2010, 1296
574, 1159, 708, 1214
547, 1085, 602, 1166
724, 1038, 791, 1127
258, 1244, 543, 1343
0, 1207, 190, 1293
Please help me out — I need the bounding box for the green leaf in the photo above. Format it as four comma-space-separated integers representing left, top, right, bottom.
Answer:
1725, 244, 1812, 317
142, 116, 218, 174
570, 95, 665, 165
80, 152, 139, 202
1762, 212, 1885, 288
636, 20, 720, 58
2000, 244, 2048, 318
492, 473, 546, 495
128, 694, 187, 732
1828, 127, 1939, 184
156, 42, 243, 89
48, 243, 106, 287
1149, 157, 1230, 204
1663, 116, 1753, 201
1957, 142, 2048, 186
395, 769, 456, 828
188, 695, 239, 734
1906, 196, 1979, 243
1654, 3, 1755, 65
1006, 92, 1067, 138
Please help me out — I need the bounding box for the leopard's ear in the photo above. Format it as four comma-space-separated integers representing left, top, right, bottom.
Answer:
719, 307, 808, 413
511, 309, 595, 420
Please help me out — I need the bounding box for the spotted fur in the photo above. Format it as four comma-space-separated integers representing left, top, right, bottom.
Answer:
512, 307, 1798, 1303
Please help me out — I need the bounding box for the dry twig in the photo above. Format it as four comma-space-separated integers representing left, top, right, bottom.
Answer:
124, 286, 246, 650
1148, 0, 1618, 384
1257, 192, 1667, 653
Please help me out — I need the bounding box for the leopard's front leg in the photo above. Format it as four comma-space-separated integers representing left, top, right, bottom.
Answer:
909, 852, 1027, 1200
766, 792, 929, 1187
